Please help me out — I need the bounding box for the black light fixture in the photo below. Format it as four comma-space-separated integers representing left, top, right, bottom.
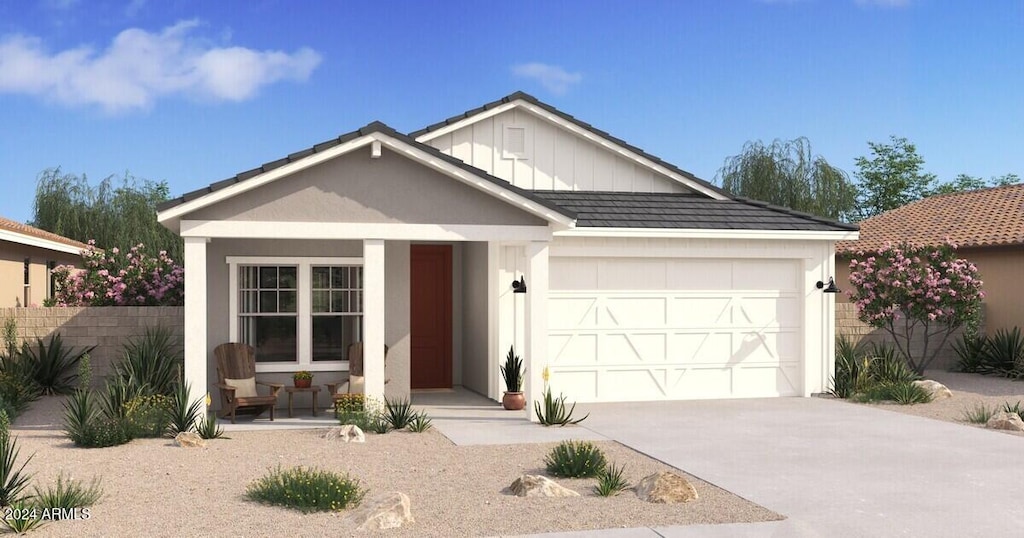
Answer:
512, 276, 527, 294
816, 277, 840, 294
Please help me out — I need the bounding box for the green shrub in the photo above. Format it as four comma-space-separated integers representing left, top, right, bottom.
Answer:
115, 326, 182, 396
32, 472, 102, 518
382, 397, 416, 430
953, 333, 990, 374
333, 393, 365, 414
544, 440, 607, 478
63, 390, 98, 446
867, 343, 919, 384
368, 415, 391, 434
855, 382, 933, 405
535, 388, 588, 426
0, 370, 40, 420
960, 402, 996, 424
986, 328, 1024, 377
99, 377, 143, 421
165, 381, 203, 436
1002, 401, 1024, 421
0, 430, 33, 506
594, 462, 629, 497
246, 466, 365, 513
406, 411, 432, 433
196, 413, 226, 440
124, 394, 172, 438
19, 334, 94, 395
0, 500, 46, 534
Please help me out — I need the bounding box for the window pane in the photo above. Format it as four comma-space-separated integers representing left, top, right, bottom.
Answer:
312, 315, 361, 361
353, 290, 362, 313
331, 291, 348, 313
312, 290, 329, 313
259, 291, 277, 313
240, 266, 257, 288
312, 267, 330, 289
279, 266, 297, 289
259, 267, 277, 288
239, 290, 258, 314
279, 291, 297, 313
249, 316, 297, 362
332, 267, 347, 289
354, 267, 362, 289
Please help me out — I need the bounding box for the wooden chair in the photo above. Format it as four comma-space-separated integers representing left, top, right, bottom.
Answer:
326, 342, 389, 407
214, 343, 284, 424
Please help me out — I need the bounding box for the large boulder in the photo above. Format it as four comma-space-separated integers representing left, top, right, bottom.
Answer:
986, 411, 1024, 432
344, 492, 414, 531
508, 475, 580, 498
323, 425, 366, 443
173, 432, 206, 448
634, 472, 698, 504
912, 380, 953, 399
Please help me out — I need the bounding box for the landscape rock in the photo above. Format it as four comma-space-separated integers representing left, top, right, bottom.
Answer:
508, 475, 580, 498
912, 380, 953, 399
634, 471, 698, 503
173, 432, 206, 448
323, 425, 366, 443
344, 491, 414, 531
986, 411, 1024, 432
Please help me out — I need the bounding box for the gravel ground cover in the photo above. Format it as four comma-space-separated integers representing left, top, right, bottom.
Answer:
10, 396, 781, 537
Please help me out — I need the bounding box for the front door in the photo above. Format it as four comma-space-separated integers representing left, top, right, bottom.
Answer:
410, 245, 452, 389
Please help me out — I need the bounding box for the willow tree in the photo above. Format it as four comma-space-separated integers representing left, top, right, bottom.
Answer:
717, 137, 857, 222
31, 168, 183, 261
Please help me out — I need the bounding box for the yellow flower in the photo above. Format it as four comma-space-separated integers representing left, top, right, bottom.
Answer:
542, 366, 550, 382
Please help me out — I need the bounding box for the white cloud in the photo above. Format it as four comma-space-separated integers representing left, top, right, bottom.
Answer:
854, 0, 912, 7
511, 62, 582, 95
0, 20, 322, 112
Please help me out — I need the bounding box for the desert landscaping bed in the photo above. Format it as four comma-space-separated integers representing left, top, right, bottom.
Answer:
11, 397, 780, 537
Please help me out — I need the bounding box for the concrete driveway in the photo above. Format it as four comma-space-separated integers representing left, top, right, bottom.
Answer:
569, 397, 1024, 537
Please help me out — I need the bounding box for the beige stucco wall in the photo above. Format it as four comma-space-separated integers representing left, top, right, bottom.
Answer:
838, 245, 1022, 333
187, 147, 546, 227
0, 243, 80, 307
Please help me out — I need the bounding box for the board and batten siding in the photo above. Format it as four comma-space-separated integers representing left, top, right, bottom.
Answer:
426, 108, 690, 194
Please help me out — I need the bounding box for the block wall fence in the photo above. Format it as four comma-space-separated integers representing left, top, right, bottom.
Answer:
0, 306, 184, 385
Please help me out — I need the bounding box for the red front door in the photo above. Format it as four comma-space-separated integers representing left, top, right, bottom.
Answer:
410, 245, 452, 389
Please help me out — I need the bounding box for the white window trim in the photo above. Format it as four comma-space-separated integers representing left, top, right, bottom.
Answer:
226, 256, 363, 373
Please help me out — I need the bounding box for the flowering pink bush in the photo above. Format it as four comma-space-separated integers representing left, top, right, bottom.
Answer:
50, 240, 184, 307
848, 241, 984, 373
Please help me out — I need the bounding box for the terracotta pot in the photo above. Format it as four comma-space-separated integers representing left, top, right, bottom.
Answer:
294, 378, 312, 388
502, 391, 526, 411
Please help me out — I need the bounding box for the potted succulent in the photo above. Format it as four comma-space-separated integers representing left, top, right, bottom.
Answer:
293, 370, 313, 388
500, 346, 525, 410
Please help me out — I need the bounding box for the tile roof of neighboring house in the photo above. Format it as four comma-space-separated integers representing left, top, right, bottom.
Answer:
410, 91, 730, 198
836, 184, 1024, 253
156, 121, 576, 220
533, 191, 858, 232
0, 216, 89, 251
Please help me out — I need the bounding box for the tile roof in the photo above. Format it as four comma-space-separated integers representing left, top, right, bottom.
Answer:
0, 216, 89, 250
410, 91, 730, 198
533, 191, 858, 232
156, 121, 575, 220
836, 183, 1024, 252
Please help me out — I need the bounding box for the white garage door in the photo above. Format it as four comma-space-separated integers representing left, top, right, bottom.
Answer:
548, 257, 803, 402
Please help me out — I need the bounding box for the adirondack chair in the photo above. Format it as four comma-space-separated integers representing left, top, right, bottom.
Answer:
214, 343, 284, 423
326, 342, 389, 406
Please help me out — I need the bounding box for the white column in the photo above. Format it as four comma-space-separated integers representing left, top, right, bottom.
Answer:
183, 237, 210, 408
363, 239, 386, 401
524, 241, 549, 422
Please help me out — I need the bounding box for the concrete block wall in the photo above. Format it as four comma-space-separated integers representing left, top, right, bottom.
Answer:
0, 306, 184, 384
835, 303, 982, 371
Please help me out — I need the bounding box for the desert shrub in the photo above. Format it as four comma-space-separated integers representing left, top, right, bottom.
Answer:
124, 394, 172, 438
333, 393, 365, 414
98, 377, 143, 421
196, 413, 226, 440
19, 334, 94, 395
406, 411, 432, 433
0, 428, 33, 506
535, 388, 588, 426
953, 333, 990, 374
382, 397, 416, 430
246, 466, 365, 513
985, 328, 1024, 377
32, 472, 102, 518
960, 402, 996, 424
544, 440, 607, 478
336, 395, 382, 432
114, 326, 181, 396
64, 387, 136, 448
594, 462, 629, 497
368, 415, 391, 434
868, 344, 920, 385
1002, 401, 1024, 421
77, 417, 136, 448
0, 370, 41, 420
0, 500, 46, 533
165, 382, 203, 436
855, 382, 933, 405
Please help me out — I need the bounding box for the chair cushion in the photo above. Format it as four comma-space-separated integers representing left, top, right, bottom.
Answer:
224, 377, 258, 398
349, 375, 365, 394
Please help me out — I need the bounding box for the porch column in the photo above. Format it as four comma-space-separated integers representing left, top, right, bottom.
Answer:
183, 237, 209, 409
363, 239, 386, 401
524, 241, 549, 422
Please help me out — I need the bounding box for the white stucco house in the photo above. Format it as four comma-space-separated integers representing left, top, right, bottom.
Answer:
157, 92, 858, 420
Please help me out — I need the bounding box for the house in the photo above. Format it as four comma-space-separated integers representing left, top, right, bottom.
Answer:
0, 217, 86, 307
156, 92, 857, 419
836, 184, 1024, 334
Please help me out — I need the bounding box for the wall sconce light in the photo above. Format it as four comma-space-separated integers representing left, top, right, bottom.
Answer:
816, 277, 840, 294
512, 276, 527, 294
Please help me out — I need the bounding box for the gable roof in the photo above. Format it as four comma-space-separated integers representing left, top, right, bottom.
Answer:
156, 121, 575, 226
836, 184, 1024, 253
534, 191, 857, 232
411, 91, 729, 200
0, 216, 88, 255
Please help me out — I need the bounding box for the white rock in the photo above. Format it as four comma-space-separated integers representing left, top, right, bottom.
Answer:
986, 411, 1024, 432
912, 380, 953, 399
323, 425, 366, 443
344, 491, 414, 531
508, 475, 580, 498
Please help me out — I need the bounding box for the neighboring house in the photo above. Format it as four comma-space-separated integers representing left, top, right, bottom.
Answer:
836, 184, 1024, 334
157, 91, 857, 418
0, 217, 86, 308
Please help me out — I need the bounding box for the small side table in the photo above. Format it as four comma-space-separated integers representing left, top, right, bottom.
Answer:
285, 385, 321, 418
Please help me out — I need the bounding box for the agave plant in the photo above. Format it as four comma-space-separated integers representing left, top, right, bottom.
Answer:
19, 334, 93, 395
165, 381, 204, 436
0, 429, 33, 507
115, 326, 182, 396
534, 388, 588, 426
985, 328, 1024, 377
953, 333, 990, 374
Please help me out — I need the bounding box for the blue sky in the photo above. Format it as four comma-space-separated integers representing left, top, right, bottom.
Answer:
0, 0, 1021, 224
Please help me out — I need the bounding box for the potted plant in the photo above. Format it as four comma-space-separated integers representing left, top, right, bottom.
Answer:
500, 346, 525, 410
293, 370, 313, 388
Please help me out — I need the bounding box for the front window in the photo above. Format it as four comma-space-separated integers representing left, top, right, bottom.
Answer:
311, 266, 362, 361
239, 266, 298, 362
